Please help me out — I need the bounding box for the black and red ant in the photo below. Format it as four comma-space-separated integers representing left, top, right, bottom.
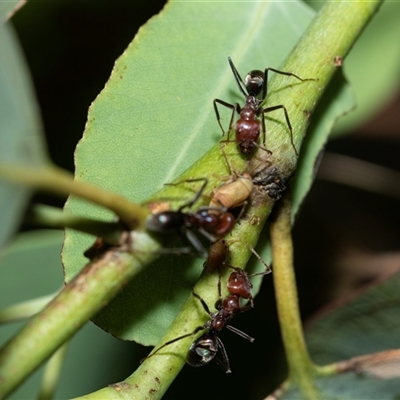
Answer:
146, 178, 236, 257
214, 57, 314, 156
142, 252, 270, 372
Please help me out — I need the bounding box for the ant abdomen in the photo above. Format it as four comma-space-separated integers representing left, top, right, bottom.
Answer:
187, 333, 218, 367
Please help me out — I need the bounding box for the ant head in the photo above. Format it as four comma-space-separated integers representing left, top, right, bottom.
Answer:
146, 211, 185, 233
244, 70, 265, 99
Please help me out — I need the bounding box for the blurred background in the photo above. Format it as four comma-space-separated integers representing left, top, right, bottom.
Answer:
3, 0, 399, 398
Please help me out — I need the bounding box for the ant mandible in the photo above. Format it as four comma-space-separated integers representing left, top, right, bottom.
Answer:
214, 57, 313, 156
146, 178, 236, 257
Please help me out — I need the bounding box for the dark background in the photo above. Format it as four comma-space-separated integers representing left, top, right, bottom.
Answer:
11, 1, 400, 399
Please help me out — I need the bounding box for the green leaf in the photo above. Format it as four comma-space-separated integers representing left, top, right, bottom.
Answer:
0, 1, 25, 21
0, 230, 64, 315
333, 1, 400, 134
63, 0, 321, 345
0, 230, 64, 359
276, 263, 400, 400
291, 71, 355, 217
291, 1, 400, 216
306, 270, 400, 365
278, 372, 400, 400
0, 21, 49, 247
0, 231, 140, 399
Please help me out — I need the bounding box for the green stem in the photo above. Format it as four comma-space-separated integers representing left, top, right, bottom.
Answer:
38, 342, 69, 400
28, 204, 125, 245
0, 232, 160, 397
270, 195, 318, 398
0, 164, 149, 230
0, 293, 57, 324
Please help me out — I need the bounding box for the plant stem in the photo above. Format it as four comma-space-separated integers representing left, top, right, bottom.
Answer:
0, 163, 149, 230
38, 342, 69, 400
270, 195, 319, 398
0, 231, 160, 398
28, 204, 125, 245
0, 293, 57, 324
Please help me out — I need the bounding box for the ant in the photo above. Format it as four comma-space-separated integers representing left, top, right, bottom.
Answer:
146, 178, 236, 257
189, 259, 271, 372
214, 57, 314, 156
143, 249, 270, 372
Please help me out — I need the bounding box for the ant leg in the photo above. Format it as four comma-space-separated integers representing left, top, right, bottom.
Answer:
261, 108, 267, 147
228, 57, 247, 98
266, 67, 314, 83
213, 98, 235, 135
262, 67, 314, 100
246, 244, 271, 273
219, 142, 233, 175
214, 336, 232, 373
219, 102, 241, 149
235, 200, 248, 222
227, 102, 240, 139
143, 290, 213, 363
184, 229, 209, 258
192, 291, 213, 316
217, 263, 224, 299
252, 140, 273, 156
214, 99, 241, 142
263, 104, 298, 156
194, 226, 217, 245
171, 177, 208, 211
141, 325, 205, 362
226, 324, 255, 342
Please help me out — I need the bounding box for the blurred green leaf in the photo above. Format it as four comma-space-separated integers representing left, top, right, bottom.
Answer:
0, 1, 25, 21
0, 230, 62, 399
306, 271, 400, 364
0, 230, 63, 314
0, 230, 138, 399
0, 20, 48, 248
279, 261, 400, 400
334, 1, 400, 134
278, 372, 400, 400
291, 71, 355, 216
